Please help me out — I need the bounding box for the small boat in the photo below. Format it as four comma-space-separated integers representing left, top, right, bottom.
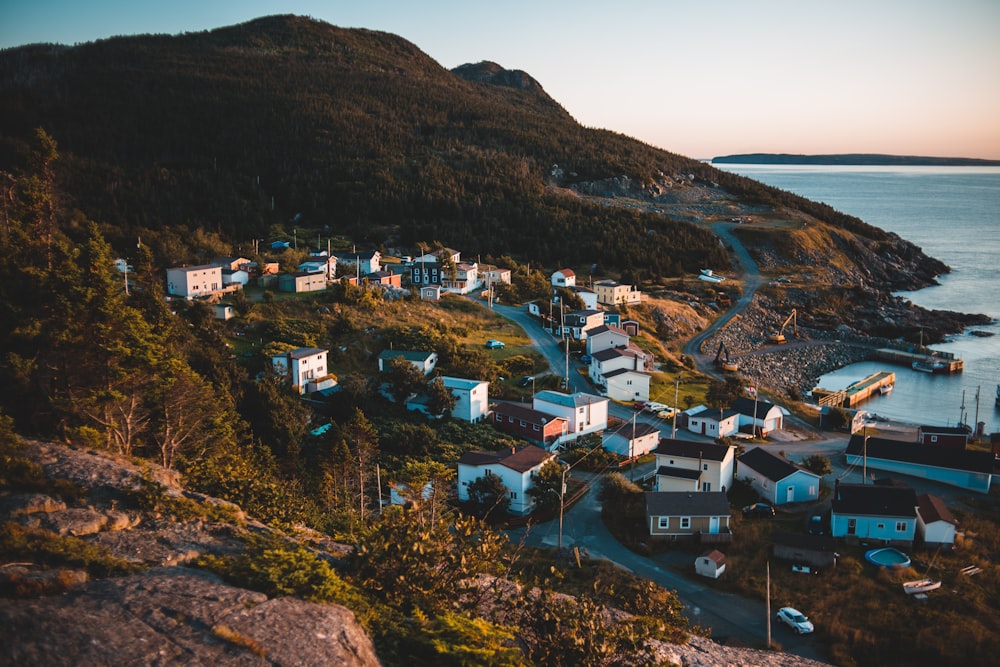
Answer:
880, 384, 893, 395
912, 359, 946, 373
903, 578, 941, 595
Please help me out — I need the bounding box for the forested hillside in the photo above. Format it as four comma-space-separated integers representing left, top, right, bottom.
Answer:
1, 13, 912, 280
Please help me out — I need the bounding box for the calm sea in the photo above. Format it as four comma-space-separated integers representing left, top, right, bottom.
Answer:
716, 164, 1000, 433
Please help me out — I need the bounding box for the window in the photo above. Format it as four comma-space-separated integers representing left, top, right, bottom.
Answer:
680, 517, 691, 529
658, 517, 669, 529
702, 482, 712, 492
703, 464, 709, 471
876, 523, 885, 530
532, 425, 540, 432
519, 420, 526, 427
896, 521, 908, 532
484, 470, 493, 477
930, 435, 938, 443
509, 491, 517, 500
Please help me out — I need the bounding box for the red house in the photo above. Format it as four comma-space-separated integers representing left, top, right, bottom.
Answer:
916, 425, 970, 449
492, 402, 568, 448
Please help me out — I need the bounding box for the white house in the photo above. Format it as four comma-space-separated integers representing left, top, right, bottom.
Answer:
481, 265, 512, 286
586, 325, 630, 356
212, 303, 234, 321
831, 481, 917, 546
441, 376, 489, 423
532, 390, 608, 440
441, 262, 479, 295
589, 347, 647, 389
695, 549, 727, 579
551, 269, 576, 288
915, 494, 957, 548
654, 438, 736, 494
603, 368, 651, 402
561, 309, 605, 340
457, 445, 556, 515
335, 250, 381, 277
603, 421, 660, 457
166, 264, 223, 298
731, 397, 784, 436
377, 349, 438, 376
270, 347, 336, 395
737, 447, 821, 505
569, 286, 598, 310
686, 406, 740, 438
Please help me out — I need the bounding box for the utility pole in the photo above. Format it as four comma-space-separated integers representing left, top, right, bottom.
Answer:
558, 464, 567, 551
672, 375, 680, 439
766, 561, 772, 648
630, 412, 636, 482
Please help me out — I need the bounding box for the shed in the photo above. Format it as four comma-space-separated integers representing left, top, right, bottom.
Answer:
695, 549, 727, 579
772, 533, 838, 569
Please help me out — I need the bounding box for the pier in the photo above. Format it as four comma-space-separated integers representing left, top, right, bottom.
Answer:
813, 371, 896, 409
875, 348, 963, 374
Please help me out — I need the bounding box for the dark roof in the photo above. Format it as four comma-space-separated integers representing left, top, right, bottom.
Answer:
831, 482, 917, 518
610, 421, 660, 439
645, 491, 731, 517
916, 494, 957, 526
458, 445, 554, 473
846, 435, 994, 474
493, 402, 567, 426
287, 347, 326, 359
772, 532, 837, 553
738, 447, 817, 483
587, 324, 628, 338
655, 466, 702, 480
918, 425, 971, 436
691, 409, 740, 422
603, 368, 648, 379
655, 438, 733, 462
731, 396, 778, 419
591, 347, 638, 362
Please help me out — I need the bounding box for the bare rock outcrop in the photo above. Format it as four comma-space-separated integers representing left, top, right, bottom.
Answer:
0, 567, 380, 667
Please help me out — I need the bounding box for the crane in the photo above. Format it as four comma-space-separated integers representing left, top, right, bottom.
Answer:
714, 341, 739, 372
769, 309, 797, 345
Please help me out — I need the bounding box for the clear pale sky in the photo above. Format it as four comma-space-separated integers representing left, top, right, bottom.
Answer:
2, 0, 999, 160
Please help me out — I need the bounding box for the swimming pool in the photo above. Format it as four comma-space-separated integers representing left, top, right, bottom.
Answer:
865, 547, 911, 568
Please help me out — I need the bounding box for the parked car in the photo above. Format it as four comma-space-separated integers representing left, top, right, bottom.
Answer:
580, 354, 592, 363
644, 401, 669, 413
517, 375, 533, 387
657, 408, 678, 419
742, 503, 775, 518
632, 401, 647, 411
485, 339, 505, 349
776, 607, 814, 634
807, 515, 826, 535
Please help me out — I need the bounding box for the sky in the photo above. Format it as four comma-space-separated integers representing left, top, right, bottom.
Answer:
2, 0, 999, 160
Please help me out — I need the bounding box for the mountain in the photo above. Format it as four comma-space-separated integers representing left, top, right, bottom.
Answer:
0, 14, 943, 287
712, 153, 1000, 166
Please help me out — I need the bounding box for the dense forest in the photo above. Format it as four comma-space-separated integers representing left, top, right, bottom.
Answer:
0, 14, 911, 279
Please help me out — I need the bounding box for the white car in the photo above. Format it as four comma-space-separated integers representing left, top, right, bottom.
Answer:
644, 401, 669, 413
776, 607, 814, 634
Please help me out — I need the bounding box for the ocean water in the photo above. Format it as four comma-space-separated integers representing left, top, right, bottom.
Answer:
716, 164, 1000, 433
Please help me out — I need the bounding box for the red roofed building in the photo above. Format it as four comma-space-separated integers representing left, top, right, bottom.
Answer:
492, 402, 569, 448
457, 445, 556, 515
915, 493, 957, 548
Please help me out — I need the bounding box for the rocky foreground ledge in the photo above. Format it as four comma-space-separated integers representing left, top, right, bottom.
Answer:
1, 440, 831, 667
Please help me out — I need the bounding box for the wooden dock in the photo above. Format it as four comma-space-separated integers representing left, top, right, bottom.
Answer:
875, 348, 963, 374
813, 371, 896, 408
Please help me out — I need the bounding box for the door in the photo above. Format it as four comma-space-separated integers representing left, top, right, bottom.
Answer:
709, 516, 720, 534
848, 518, 857, 536
786, 486, 795, 503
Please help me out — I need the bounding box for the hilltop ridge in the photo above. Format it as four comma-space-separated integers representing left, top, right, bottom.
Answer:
712, 153, 1000, 166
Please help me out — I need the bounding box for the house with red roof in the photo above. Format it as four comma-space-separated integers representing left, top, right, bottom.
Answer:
457, 445, 556, 515
915, 493, 957, 548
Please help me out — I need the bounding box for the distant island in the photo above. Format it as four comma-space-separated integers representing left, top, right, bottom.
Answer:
711, 153, 1000, 166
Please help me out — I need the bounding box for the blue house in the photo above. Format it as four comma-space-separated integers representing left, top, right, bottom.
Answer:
737, 447, 821, 505
845, 435, 993, 493
830, 481, 917, 547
